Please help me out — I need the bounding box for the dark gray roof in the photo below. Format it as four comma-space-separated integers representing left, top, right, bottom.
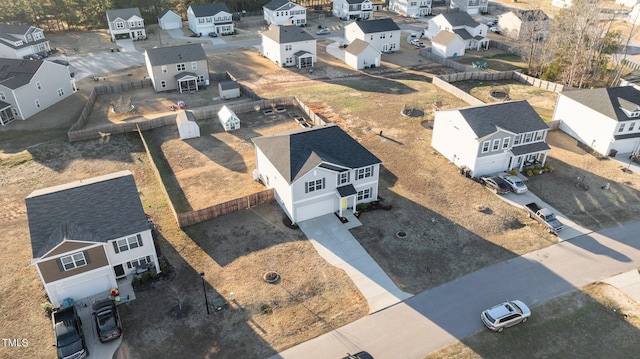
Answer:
158, 8, 179, 19
353, 18, 400, 34
219, 81, 239, 90
189, 3, 230, 17
0, 58, 43, 89
457, 100, 548, 138
145, 43, 206, 66
614, 132, 640, 140
560, 86, 640, 122
263, 24, 315, 43
441, 12, 480, 27
264, 0, 298, 11
26, 171, 149, 258
511, 141, 551, 155
337, 184, 357, 197
0, 24, 48, 50
252, 124, 382, 183
515, 9, 549, 22
452, 29, 472, 40
106, 8, 142, 22
176, 110, 197, 126
174, 71, 197, 80
0, 99, 10, 109
346, 0, 370, 4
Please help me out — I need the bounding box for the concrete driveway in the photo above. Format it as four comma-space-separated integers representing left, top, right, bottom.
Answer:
299, 213, 413, 314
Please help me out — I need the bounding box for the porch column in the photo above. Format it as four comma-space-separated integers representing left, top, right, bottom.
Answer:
542, 152, 548, 165
518, 157, 524, 172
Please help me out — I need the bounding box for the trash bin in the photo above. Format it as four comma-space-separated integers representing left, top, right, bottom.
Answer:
608, 149, 618, 157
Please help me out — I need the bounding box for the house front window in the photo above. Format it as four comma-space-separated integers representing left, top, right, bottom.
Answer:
503, 137, 510, 149
113, 234, 143, 253
535, 130, 544, 141
338, 171, 350, 184
492, 139, 500, 151
305, 178, 325, 193
36, 81, 41, 90
482, 141, 490, 153
514, 134, 522, 145
127, 255, 152, 269
161, 80, 166, 88
35, 99, 40, 108
357, 188, 372, 201
198, 75, 205, 82
524, 132, 533, 143
60, 252, 87, 271
619, 124, 625, 132
629, 122, 636, 131
177, 63, 186, 71
115, 22, 125, 29
198, 18, 205, 24
191, 62, 197, 70
161, 65, 167, 74
57, 88, 64, 97
357, 166, 373, 179
285, 44, 292, 51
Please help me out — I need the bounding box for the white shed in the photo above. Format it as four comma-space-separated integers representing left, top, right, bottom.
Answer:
218, 81, 241, 99
176, 110, 200, 139
432, 31, 466, 58
344, 39, 381, 70
158, 9, 182, 30
218, 105, 240, 131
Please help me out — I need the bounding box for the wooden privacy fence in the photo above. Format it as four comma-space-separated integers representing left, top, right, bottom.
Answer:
419, 49, 479, 73
432, 76, 485, 106
177, 189, 275, 227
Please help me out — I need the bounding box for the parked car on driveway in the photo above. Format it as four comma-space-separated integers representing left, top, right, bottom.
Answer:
52, 305, 88, 359
502, 175, 528, 194
316, 28, 331, 35
208, 32, 217, 37
92, 299, 122, 343
480, 176, 511, 194
342, 352, 373, 359
481, 300, 531, 332
523, 202, 564, 234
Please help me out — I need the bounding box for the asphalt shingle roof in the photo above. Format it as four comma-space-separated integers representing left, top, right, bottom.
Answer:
560, 86, 640, 122
251, 124, 382, 183
26, 171, 149, 258
352, 18, 400, 34
433, 31, 462, 45
145, 43, 206, 66
441, 12, 480, 27
457, 100, 548, 138
0, 58, 43, 89
263, 0, 297, 11
158, 8, 177, 19
189, 3, 230, 17
262, 24, 315, 43
106, 8, 142, 22
345, 38, 375, 55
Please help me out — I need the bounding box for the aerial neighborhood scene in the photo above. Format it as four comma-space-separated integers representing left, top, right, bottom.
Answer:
3, 0, 640, 357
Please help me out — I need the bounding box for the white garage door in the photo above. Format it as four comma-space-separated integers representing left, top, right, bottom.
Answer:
474, 155, 508, 177
162, 20, 181, 30
296, 198, 335, 223
51, 269, 113, 306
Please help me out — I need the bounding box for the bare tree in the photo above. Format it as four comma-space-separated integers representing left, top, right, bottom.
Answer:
168, 284, 188, 310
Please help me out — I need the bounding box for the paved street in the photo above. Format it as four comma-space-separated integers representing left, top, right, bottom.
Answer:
269, 220, 640, 359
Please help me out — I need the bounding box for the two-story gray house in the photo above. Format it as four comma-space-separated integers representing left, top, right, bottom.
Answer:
187, 3, 234, 36
431, 100, 551, 177
0, 58, 75, 126
0, 24, 50, 59
144, 44, 209, 93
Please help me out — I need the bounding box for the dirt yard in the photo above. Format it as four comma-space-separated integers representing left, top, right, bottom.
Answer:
1, 14, 640, 359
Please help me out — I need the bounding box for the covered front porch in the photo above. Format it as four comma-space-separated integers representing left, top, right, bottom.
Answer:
0, 101, 16, 126
335, 184, 358, 219
509, 142, 551, 172
294, 50, 314, 68
175, 72, 199, 94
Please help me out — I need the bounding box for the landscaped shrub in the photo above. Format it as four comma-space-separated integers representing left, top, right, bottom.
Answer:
42, 301, 53, 317
533, 168, 542, 175
508, 169, 518, 176
526, 169, 534, 177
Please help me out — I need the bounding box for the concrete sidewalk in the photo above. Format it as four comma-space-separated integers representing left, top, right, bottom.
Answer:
299, 213, 413, 314
603, 269, 640, 303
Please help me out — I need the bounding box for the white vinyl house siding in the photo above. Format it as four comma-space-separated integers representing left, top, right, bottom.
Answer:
431, 111, 478, 169
255, 146, 295, 218
106, 229, 159, 276
344, 25, 401, 53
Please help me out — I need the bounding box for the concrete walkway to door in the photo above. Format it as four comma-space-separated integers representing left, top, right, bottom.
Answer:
299, 213, 413, 314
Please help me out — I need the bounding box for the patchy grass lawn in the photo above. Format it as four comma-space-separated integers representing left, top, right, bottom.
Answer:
424, 283, 640, 358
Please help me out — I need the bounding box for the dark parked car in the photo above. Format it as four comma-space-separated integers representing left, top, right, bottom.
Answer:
52, 305, 88, 359
208, 32, 218, 37
342, 352, 373, 359
480, 176, 511, 195
92, 299, 122, 343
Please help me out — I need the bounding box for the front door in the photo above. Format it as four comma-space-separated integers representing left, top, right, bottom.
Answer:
113, 264, 125, 278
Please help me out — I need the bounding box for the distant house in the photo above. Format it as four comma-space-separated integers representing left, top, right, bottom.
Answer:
0, 58, 75, 126
263, 0, 307, 26
551, 0, 572, 8
333, 0, 375, 21
252, 124, 382, 223
344, 18, 401, 53
176, 110, 200, 139
0, 24, 50, 60
261, 24, 316, 68
431, 31, 466, 58
144, 43, 209, 93
497, 10, 550, 40
555, 86, 640, 157
218, 105, 240, 131
423, 12, 489, 51
431, 100, 551, 177
388, 0, 431, 18
26, 171, 160, 307
158, 9, 182, 30
344, 38, 381, 69
449, 0, 488, 15
106, 8, 146, 41
218, 80, 241, 99
187, 3, 234, 37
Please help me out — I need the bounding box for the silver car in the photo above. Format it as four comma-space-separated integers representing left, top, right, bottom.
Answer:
481, 300, 531, 332
502, 175, 528, 194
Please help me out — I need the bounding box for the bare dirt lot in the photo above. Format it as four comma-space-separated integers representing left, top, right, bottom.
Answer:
2, 14, 640, 359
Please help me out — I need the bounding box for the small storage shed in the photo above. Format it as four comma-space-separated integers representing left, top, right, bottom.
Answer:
431, 31, 466, 58
344, 39, 381, 70
176, 110, 200, 139
218, 81, 241, 100
158, 9, 182, 30
218, 105, 240, 131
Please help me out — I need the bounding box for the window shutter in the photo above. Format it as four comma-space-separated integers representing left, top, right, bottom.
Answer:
57, 258, 64, 272
137, 234, 143, 247
322, 178, 325, 189
84, 251, 91, 265
112, 241, 120, 253
305, 182, 309, 193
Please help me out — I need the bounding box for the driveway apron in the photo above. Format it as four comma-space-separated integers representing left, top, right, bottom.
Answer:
299, 213, 413, 314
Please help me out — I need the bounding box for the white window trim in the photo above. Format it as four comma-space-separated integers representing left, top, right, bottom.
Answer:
60, 252, 87, 271
482, 140, 490, 153
113, 234, 143, 253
